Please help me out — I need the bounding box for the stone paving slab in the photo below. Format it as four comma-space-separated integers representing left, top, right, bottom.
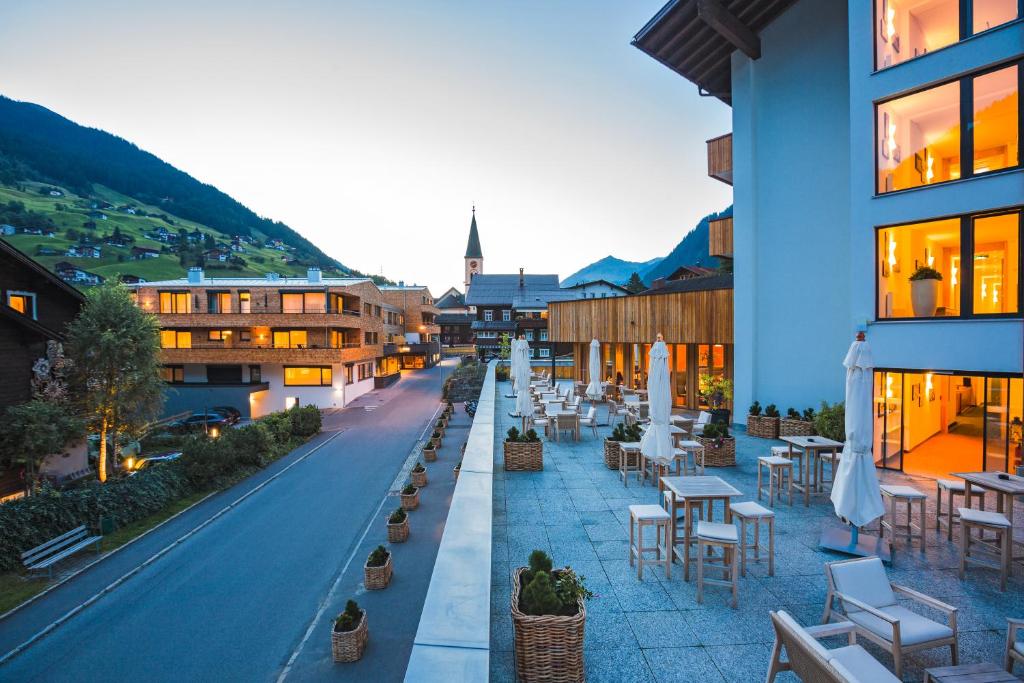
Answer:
489, 381, 1024, 682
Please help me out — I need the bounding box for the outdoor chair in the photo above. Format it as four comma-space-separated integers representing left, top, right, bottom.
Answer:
531, 414, 551, 439
822, 556, 958, 678
1007, 617, 1024, 673
606, 400, 627, 427
690, 411, 712, 436
767, 610, 900, 683
557, 413, 579, 442
579, 407, 599, 438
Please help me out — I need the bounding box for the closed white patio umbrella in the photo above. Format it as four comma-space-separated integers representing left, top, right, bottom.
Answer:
822, 332, 889, 558
514, 338, 534, 423
585, 339, 603, 402
639, 337, 673, 464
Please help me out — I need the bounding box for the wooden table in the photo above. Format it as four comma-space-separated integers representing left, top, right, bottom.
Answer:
924, 661, 1022, 682
661, 476, 743, 581
953, 470, 1024, 569
780, 435, 843, 506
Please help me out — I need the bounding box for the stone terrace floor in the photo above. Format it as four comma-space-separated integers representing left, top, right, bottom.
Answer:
489, 381, 1024, 682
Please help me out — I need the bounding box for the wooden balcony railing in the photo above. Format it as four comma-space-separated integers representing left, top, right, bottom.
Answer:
709, 216, 733, 258
707, 133, 732, 185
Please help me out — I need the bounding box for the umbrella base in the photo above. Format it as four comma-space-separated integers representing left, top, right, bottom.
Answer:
819, 526, 891, 564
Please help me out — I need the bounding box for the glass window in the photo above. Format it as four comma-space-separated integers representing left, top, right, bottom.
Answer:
539, 329, 548, 341
239, 291, 251, 313
502, 310, 511, 321
877, 218, 961, 318
159, 366, 184, 383
282, 293, 303, 313
973, 213, 1021, 315
160, 330, 192, 349
159, 291, 190, 313
249, 365, 261, 383
283, 366, 332, 386
875, 0, 958, 69
539, 348, 550, 358
208, 292, 231, 313
972, 65, 1019, 175
345, 364, 354, 384
6, 291, 35, 318
973, 0, 1019, 33
304, 292, 326, 313
877, 81, 960, 192
484, 309, 493, 321
273, 330, 307, 348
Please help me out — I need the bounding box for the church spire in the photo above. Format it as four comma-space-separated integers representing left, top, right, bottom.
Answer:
465, 205, 482, 258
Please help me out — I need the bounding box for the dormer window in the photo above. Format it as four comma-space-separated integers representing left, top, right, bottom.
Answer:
6, 291, 37, 319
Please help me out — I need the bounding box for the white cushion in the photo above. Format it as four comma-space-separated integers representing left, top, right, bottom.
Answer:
828, 645, 900, 682
879, 484, 927, 500
730, 501, 774, 519
697, 411, 711, 424
957, 508, 1011, 527
677, 440, 703, 449
846, 605, 953, 647
759, 455, 792, 466
771, 446, 798, 456
1015, 640, 1024, 656
937, 479, 965, 492
696, 521, 738, 543
630, 504, 669, 521
829, 558, 896, 608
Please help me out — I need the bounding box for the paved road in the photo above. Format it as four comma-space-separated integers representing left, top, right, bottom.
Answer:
0, 361, 454, 682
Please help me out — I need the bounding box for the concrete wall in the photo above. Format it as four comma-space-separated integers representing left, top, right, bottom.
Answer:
731, 0, 852, 418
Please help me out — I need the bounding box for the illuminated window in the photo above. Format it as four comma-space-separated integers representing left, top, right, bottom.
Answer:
877, 81, 960, 192
305, 292, 326, 313
875, 0, 958, 70
877, 218, 961, 318
160, 366, 184, 383
160, 330, 192, 348
159, 291, 190, 313
973, 65, 1019, 175
239, 291, 251, 313
207, 291, 231, 313
208, 330, 232, 341
973, 212, 1020, 315
6, 291, 35, 318
273, 330, 308, 348
974, 0, 1018, 33
283, 366, 332, 386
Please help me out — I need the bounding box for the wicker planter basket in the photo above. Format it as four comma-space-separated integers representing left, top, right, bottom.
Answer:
364, 553, 392, 590
411, 468, 428, 488
603, 440, 639, 470
511, 567, 586, 683
400, 487, 420, 510
697, 436, 736, 467
779, 418, 814, 437
387, 517, 409, 543
746, 415, 780, 439
331, 611, 368, 663
423, 446, 437, 463
504, 441, 543, 471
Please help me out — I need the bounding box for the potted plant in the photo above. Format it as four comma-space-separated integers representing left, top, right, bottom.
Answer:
746, 401, 779, 439
430, 429, 442, 449
364, 545, 392, 590
504, 426, 543, 471
780, 407, 814, 437
453, 459, 462, 482
910, 265, 942, 317
700, 374, 733, 425
512, 550, 591, 683
411, 461, 428, 488
696, 421, 736, 467
331, 600, 368, 663
400, 483, 420, 510
436, 417, 447, 435
387, 507, 409, 543
604, 422, 642, 470
423, 441, 437, 463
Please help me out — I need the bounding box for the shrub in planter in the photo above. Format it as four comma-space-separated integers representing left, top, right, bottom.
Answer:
604, 422, 642, 469
700, 374, 733, 425
430, 430, 442, 448
697, 422, 736, 467
332, 600, 368, 663
387, 508, 409, 543
780, 406, 814, 437
364, 545, 392, 590
746, 401, 779, 439
411, 462, 428, 488
400, 483, 420, 510
512, 550, 592, 683
435, 419, 446, 436
813, 401, 845, 442
909, 265, 942, 317
504, 426, 542, 471
453, 460, 462, 482
422, 442, 437, 463
748, 401, 762, 417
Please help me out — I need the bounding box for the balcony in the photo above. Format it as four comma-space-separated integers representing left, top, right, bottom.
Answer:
707, 133, 732, 185
151, 309, 365, 328
709, 216, 733, 258
158, 343, 376, 365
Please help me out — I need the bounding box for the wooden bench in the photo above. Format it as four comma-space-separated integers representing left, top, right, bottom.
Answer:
22, 525, 102, 579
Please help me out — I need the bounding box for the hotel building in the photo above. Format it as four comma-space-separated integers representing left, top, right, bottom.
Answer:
633, 0, 1022, 475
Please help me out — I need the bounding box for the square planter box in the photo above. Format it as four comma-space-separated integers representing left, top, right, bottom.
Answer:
400, 487, 420, 510
387, 517, 409, 543
423, 446, 437, 462
746, 415, 780, 439
431, 436, 443, 449
364, 553, 392, 590
504, 441, 543, 471
696, 436, 736, 467
779, 418, 814, 437
331, 611, 368, 663
511, 567, 585, 683
453, 464, 461, 482
411, 468, 428, 488
603, 440, 639, 470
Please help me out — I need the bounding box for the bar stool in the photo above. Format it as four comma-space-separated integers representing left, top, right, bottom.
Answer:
619, 443, 642, 487
936, 479, 987, 541
958, 508, 1012, 591
674, 440, 705, 476
730, 501, 775, 577
696, 521, 739, 608
663, 490, 705, 566
628, 504, 671, 580
772, 445, 804, 482
757, 455, 794, 507
818, 451, 840, 488
879, 484, 927, 552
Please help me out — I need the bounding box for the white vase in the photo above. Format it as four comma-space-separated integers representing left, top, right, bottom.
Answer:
910, 278, 939, 317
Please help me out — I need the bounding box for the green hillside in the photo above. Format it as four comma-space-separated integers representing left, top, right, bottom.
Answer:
0, 181, 317, 283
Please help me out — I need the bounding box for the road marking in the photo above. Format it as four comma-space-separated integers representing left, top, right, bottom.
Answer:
0, 430, 343, 668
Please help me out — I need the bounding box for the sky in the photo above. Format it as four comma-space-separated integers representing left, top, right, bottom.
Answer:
0, 0, 731, 294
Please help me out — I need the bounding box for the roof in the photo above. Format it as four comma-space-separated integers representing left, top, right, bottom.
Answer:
641, 273, 733, 295
464, 273, 562, 306
562, 279, 630, 293
436, 312, 474, 324
0, 239, 85, 302
435, 288, 466, 309
631, 0, 798, 104
465, 209, 482, 259
512, 288, 578, 310
128, 276, 372, 288
471, 320, 516, 331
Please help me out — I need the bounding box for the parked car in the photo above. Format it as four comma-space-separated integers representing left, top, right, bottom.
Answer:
127, 452, 181, 475
211, 406, 241, 425
167, 412, 229, 434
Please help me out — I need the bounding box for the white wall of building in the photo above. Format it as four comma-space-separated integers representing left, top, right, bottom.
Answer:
568, 282, 627, 299
248, 363, 374, 418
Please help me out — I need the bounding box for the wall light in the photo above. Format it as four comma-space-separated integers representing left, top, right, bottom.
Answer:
886, 5, 896, 42
886, 374, 894, 399
925, 153, 934, 183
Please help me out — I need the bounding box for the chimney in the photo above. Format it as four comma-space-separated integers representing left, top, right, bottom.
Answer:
519, 267, 524, 288
398, 280, 405, 288
307, 266, 321, 283
187, 267, 203, 284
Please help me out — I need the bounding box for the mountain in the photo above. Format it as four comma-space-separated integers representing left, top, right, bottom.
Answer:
0, 95, 380, 281
561, 255, 663, 287
561, 207, 732, 288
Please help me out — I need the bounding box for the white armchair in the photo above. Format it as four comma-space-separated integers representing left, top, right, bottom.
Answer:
579, 406, 598, 438
690, 411, 712, 436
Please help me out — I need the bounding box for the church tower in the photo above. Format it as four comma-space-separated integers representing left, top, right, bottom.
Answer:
464, 205, 483, 290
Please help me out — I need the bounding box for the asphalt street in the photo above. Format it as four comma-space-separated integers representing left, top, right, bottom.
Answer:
0, 360, 455, 682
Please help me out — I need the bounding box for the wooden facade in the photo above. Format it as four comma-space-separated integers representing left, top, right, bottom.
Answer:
707, 133, 733, 185
709, 216, 734, 258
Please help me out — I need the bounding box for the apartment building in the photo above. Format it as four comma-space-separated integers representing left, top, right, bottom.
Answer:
131, 267, 385, 418
379, 284, 442, 368
634, 0, 1022, 475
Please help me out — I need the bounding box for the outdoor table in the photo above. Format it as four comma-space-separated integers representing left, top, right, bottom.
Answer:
953, 470, 1024, 572
924, 661, 1022, 682
780, 435, 843, 506
661, 475, 743, 581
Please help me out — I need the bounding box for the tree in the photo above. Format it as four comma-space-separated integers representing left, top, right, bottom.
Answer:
0, 400, 83, 495
499, 333, 511, 360
624, 272, 646, 294
66, 282, 165, 482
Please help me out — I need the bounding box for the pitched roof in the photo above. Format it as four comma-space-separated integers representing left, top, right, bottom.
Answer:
464, 273, 562, 306
641, 273, 733, 295
436, 312, 473, 324
0, 239, 84, 302
563, 279, 631, 293
465, 209, 483, 259
435, 288, 466, 309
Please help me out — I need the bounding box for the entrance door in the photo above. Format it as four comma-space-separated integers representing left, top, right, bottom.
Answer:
873, 371, 903, 470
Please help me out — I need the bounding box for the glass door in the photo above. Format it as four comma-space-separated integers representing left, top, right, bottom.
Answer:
873, 371, 904, 469
672, 344, 689, 408
984, 376, 1009, 472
